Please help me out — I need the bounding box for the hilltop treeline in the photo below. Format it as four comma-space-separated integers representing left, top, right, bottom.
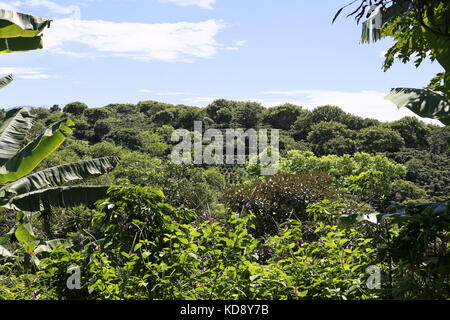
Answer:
17, 99, 449, 202
1, 99, 449, 300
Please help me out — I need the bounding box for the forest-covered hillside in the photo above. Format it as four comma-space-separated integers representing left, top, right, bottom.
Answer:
1, 0, 450, 302
1, 99, 449, 300
21, 100, 450, 203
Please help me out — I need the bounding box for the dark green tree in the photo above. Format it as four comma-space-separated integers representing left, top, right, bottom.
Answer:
84, 108, 108, 125
233, 102, 264, 129
94, 120, 112, 140
63, 102, 88, 116
177, 108, 205, 130
389, 117, 431, 149
292, 106, 349, 140
307, 121, 355, 156
357, 126, 405, 153
263, 103, 304, 130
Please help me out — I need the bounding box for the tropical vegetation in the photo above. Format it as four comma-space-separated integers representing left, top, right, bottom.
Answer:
0, 3, 449, 300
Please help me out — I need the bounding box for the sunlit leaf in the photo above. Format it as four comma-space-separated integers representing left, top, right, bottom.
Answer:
385, 88, 450, 125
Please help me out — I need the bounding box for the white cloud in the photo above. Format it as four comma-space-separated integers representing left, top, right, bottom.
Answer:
0, 1, 17, 10
0, 67, 58, 79
224, 39, 247, 51
11, 0, 81, 18
3, 0, 231, 62
261, 89, 442, 124
159, 0, 216, 9
44, 18, 226, 62
139, 89, 153, 93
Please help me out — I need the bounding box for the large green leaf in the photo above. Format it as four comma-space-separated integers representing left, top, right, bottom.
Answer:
14, 211, 36, 252
0, 156, 120, 203
0, 108, 34, 165
0, 119, 74, 184
0, 36, 44, 53
34, 239, 73, 254
0, 74, 13, 89
0, 9, 51, 38
5, 185, 110, 212
14, 224, 36, 251
385, 88, 450, 125
0, 9, 50, 53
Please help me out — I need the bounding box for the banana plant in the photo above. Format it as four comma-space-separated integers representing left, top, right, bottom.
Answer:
0, 74, 13, 90
0, 9, 51, 53
0, 9, 52, 90
385, 88, 450, 126
0, 108, 120, 260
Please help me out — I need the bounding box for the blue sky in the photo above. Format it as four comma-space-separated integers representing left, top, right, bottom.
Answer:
0, 0, 444, 123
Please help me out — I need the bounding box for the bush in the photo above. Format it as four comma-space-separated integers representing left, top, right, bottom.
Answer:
224, 172, 338, 236
389, 179, 428, 203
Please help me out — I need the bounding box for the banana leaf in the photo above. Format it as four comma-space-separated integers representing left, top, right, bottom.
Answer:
0, 36, 43, 53
385, 88, 450, 125
0, 108, 34, 165
0, 156, 120, 203
0, 74, 13, 89
0, 9, 51, 38
5, 185, 110, 212
0, 119, 74, 183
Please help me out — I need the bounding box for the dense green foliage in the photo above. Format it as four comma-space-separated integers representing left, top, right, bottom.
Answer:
0, 2, 449, 301
0, 98, 448, 300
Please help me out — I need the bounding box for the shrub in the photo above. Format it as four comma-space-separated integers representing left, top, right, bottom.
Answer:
224, 172, 338, 236
389, 179, 428, 203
